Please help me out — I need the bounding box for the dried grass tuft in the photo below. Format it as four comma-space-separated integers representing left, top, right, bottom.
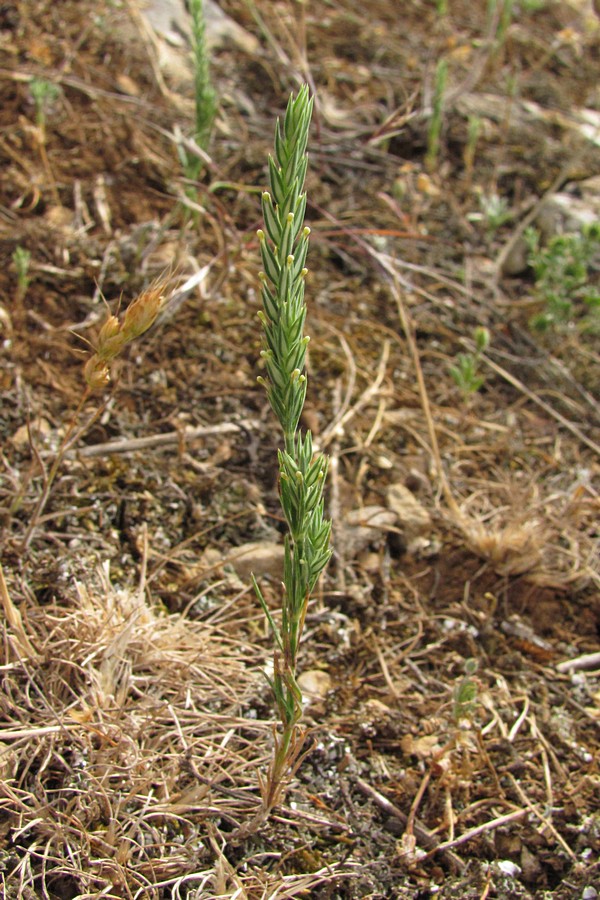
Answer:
457, 479, 599, 588
463, 517, 547, 577
0, 564, 281, 897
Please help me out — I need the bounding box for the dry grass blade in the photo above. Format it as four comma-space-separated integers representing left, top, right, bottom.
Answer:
0, 563, 37, 659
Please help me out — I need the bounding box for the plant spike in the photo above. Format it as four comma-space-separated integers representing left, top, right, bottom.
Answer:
254, 85, 332, 817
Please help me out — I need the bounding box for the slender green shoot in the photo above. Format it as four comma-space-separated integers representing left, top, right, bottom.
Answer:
254, 85, 332, 816
453, 658, 479, 722
29, 78, 61, 205
425, 59, 448, 173
13, 247, 31, 303
496, 0, 515, 47
182, 0, 216, 191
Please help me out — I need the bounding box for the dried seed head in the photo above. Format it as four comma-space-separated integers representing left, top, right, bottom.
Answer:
121, 278, 166, 342
82, 272, 172, 392
84, 355, 110, 391
96, 327, 126, 362
98, 314, 120, 345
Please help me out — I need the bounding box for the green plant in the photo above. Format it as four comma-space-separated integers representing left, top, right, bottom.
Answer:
180, 0, 216, 192
518, 0, 546, 10
29, 78, 60, 131
467, 191, 511, 235
453, 658, 479, 722
481, 192, 511, 234
28, 78, 61, 205
12, 246, 31, 302
487, 0, 514, 49
253, 85, 332, 817
425, 59, 448, 173
525, 222, 600, 332
435, 0, 448, 16
450, 326, 490, 398
496, 0, 514, 45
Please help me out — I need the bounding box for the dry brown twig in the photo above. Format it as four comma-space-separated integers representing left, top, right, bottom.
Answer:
354, 777, 466, 874
74, 418, 260, 459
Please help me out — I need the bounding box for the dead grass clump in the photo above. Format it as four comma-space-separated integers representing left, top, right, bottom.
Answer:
458, 477, 599, 589
0, 564, 274, 897
463, 516, 547, 577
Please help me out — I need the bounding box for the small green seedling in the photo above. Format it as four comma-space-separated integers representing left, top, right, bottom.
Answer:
28, 78, 62, 205
12, 247, 31, 302
425, 59, 448, 173
453, 658, 479, 722
487, 0, 514, 51
525, 222, 600, 333
481, 193, 511, 235
467, 192, 511, 235
29, 78, 60, 132
496, 0, 514, 46
253, 86, 332, 818
450, 326, 490, 399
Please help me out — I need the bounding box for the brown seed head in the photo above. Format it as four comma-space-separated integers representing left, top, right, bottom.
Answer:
96, 319, 127, 362
121, 278, 167, 342
98, 314, 120, 343
84, 355, 111, 392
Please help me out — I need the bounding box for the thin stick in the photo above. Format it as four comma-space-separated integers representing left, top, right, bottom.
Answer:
557, 650, 600, 672
390, 275, 462, 519
320, 340, 390, 449
74, 419, 260, 458
508, 775, 576, 860
354, 778, 465, 873
417, 808, 528, 860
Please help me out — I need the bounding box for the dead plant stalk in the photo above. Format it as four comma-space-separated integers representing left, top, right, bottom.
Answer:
20, 276, 168, 551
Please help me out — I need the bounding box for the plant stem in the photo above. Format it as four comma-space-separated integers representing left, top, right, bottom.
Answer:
254, 85, 331, 815
425, 59, 448, 172
21, 389, 93, 551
